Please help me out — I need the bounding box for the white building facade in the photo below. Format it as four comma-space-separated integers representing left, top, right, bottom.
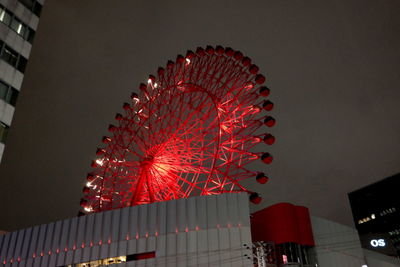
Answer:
0, 193, 253, 267
0, 0, 44, 162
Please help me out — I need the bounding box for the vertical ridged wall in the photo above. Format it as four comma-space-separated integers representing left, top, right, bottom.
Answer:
0, 193, 252, 266
311, 216, 367, 267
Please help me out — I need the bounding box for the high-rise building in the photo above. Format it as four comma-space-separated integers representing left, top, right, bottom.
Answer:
348, 173, 400, 258
0, 0, 44, 162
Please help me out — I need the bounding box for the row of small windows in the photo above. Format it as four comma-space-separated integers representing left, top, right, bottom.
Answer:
0, 80, 18, 106
66, 256, 126, 267
358, 213, 376, 225
389, 229, 400, 236
0, 40, 28, 73
380, 207, 396, 217
63, 252, 155, 267
0, 122, 9, 144
18, 0, 42, 17
0, 4, 35, 43
357, 207, 397, 225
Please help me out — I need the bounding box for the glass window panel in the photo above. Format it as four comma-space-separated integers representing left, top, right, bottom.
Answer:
6, 88, 18, 106
17, 56, 27, 73
33, 2, 42, 16
19, 0, 42, 16
19, 0, 34, 9
0, 122, 9, 144
10, 18, 24, 35
24, 27, 35, 43
1, 46, 18, 66
0, 9, 11, 25
0, 81, 7, 100
18, 24, 26, 37
24, 27, 30, 40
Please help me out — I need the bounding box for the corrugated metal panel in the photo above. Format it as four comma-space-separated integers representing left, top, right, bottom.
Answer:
20, 227, 32, 261
27, 226, 39, 259
12, 228, 25, 263
0, 193, 252, 266
5, 230, 17, 264
128, 206, 138, 241
43, 223, 54, 256
311, 216, 367, 267
157, 201, 167, 236
109, 208, 120, 258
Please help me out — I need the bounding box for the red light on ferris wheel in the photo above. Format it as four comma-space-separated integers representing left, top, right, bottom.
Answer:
263, 100, 274, 111
215, 46, 224, 55
259, 86, 270, 97
264, 116, 276, 127
250, 193, 262, 204
249, 64, 259, 74
256, 173, 269, 184
261, 153, 273, 164
264, 134, 276, 145
242, 57, 251, 66
81, 45, 277, 213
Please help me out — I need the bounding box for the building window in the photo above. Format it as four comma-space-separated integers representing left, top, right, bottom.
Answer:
1, 46, 18, 67
0, 42, 28, 73
0, 81, 7, 99
0, 4, 36, 44
17, 56, 27, 73
63, 252, 156, 267
0, 122, 9, 144
25, 27, 35, 43
0, 7, 11, 25
0, 80, 19, 106
18, 0, 42, 17
10, 18, 26, 36
6, 88, 19, 106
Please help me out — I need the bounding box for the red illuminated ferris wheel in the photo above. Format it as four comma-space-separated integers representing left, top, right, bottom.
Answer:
80, 46, 276, 213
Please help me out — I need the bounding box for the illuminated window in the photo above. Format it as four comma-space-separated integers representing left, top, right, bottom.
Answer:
282, 255, 288, 264
10, 18, 25, 36
64, 252, 156, 267
0, 7, 11, 25
380, 207, 397, 217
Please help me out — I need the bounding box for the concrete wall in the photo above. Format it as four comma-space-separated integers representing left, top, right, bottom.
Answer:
364, 249, 400, 267
0, 193, 253, 267
311, 216, 400, 267
311, 216, 367, 267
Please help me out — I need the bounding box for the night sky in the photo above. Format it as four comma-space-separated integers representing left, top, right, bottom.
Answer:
1, 0, 400, 231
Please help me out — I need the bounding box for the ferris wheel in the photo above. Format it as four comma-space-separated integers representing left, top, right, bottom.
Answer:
80, 46, 276, 213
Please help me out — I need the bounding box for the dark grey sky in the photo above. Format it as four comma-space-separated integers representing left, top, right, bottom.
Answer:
1, 0, 399, 231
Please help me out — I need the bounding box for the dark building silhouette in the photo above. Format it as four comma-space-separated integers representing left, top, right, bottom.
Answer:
349, 173, 400, 258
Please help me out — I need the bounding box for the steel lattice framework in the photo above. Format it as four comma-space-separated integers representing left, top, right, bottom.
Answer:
80, 46, 276, 213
